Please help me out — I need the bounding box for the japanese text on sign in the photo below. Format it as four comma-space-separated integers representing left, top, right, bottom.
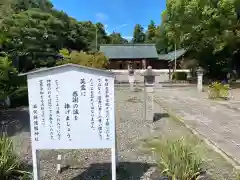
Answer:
97, 78, 102, 140
32, 104, 39, 141
65, 103, 72, 141
105, 78, 110, 140
55, 80, 61, 140
90, 78, 94, 129
72, 91, 79, 121
39, 80, 45, 126
47, 80, 54, 140
80, 78, 86, 96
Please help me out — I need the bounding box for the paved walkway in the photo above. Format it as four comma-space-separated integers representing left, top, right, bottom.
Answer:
154, 88, 240, 166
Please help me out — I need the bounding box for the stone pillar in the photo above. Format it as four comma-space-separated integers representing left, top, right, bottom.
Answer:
127, 63, 130, 70
187, 71, 191, 80
128, 66, 135, 91
196, 67, 204, 92
142, 66, 156, 121
142, 59, 146, 69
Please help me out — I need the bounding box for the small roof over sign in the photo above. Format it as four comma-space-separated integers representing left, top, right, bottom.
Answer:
18, 63, 114, 77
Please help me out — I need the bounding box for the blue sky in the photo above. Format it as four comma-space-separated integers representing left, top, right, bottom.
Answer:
51, 0, 166, 40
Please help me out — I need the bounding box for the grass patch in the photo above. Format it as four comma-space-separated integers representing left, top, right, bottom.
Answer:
140, 106, 238, 179
144, 137, 203, 179
208, 82, 230, 100
142, 132, 238, 179
0, 134, 31, 180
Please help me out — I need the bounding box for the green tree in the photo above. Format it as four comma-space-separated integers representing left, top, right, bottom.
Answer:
146, 20, 156, 43
154, 11, 170, 54
95, 22, 110, 47
79, 21, 110, 51
132, 24, 145, 43
0, 0, 14, 24
154, 25, 169, 54
2, 8, 88, 71
164, 0, 240, 78
11, 0, 53, 13
109, 32, 128, 44
0, 55, 18, 100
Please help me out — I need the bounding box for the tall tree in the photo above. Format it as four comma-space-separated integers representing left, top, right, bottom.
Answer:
164, 0, 240, 78
146, 20, 156, 43
109, 32, 128, 44
96, 22, 110, 46
1, 8, 88, 71
132, 24, 145, 43
154, 25, 169, 54
0, 0, 14, 23
11, 0, 53, 13
0, 0, 111, 73
153, 11, 170, 54
79, 21, 110, 51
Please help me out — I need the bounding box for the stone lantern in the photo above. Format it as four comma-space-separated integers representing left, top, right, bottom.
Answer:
142, 66, 156, 92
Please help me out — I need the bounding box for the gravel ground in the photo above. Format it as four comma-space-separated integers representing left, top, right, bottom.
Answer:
1, 87, 238, 179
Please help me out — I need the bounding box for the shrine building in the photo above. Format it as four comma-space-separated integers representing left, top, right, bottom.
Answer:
99, 44, 186, 70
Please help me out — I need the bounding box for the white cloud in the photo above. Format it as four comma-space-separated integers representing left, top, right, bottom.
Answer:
143, 26, 148, 32
104, 24, 128, 35
123, 36, 132, 41
96, 12, 108, 21
112, 24, 128, 31
104, 24, 111, 35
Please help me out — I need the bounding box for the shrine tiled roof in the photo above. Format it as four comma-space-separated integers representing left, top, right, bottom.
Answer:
158, 48, 187, 61
99, 44, 159, 59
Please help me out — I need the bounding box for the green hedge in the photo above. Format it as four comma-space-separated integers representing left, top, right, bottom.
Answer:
10, 86, 28, 108
172, 72, 187, 81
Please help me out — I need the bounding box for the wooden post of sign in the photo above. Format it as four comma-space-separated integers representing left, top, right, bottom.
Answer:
111, 87, 117, 180
32, 148, 40, 180
145, 85, 154, 121
111, 147, 117, 180
57, 154, 62, 173
144, 86, 147, 121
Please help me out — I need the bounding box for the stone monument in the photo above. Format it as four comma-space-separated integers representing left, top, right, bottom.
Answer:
196, 66, 204, 92
128, 65, 135, 91
141, 66, 158, 121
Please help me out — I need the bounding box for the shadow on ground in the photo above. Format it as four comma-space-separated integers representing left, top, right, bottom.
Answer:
0, 108, 30, 136
71, 162, 155, 180
153, 113, 170, 122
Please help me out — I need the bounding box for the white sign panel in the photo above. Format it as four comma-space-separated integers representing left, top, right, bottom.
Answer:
27, 66, 115, 150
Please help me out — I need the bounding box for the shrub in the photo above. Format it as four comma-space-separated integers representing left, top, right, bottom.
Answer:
57, 48, 109, 69
237, 173, 240, 180
172, 72, 187, 81
0, 134, 31, 179
145, 138, 203, 180
208, 82, 229, 100
10, 86, 28, 108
